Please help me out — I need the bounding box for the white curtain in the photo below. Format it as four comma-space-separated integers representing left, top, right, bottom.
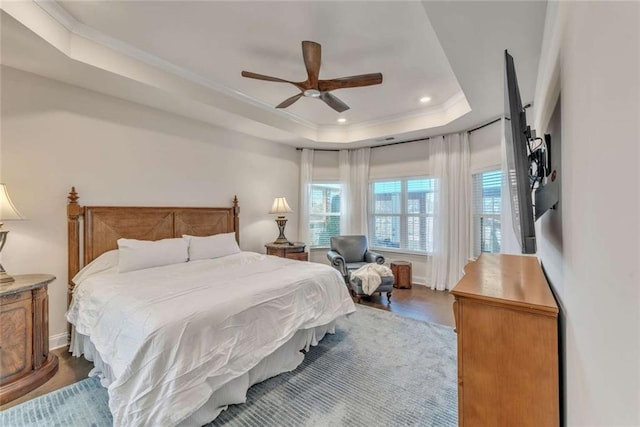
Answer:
338, 150, 351, 236
429, 133, 471, 291
338, 148, 370, 237
298, 149, 314, 245
349, 148, 371, 236
499, 117, 522, 254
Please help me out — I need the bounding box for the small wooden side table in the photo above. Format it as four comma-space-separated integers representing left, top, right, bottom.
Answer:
265, 242, 308, 261
391, 261, 412, 289
0, 274, 59, 404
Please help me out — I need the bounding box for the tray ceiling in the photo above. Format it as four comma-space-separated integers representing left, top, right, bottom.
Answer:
0, 1, 546, 148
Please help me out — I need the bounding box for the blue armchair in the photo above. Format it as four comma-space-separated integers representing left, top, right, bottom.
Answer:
326, 235, 393, 302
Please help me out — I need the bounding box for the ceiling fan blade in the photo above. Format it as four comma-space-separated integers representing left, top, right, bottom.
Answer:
320, 92, 350, 113
242, 71, 308, 91
318, 73, 383, 92
276, 92, 303, 109
241, 71, 293, 83
302, 41, 321, 89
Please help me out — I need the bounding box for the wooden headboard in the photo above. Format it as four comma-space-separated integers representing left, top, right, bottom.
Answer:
66, 187, 239, 305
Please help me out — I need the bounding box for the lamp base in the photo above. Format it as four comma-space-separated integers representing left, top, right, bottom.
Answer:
273, 217, 291, 245
0, 264, 14, 283
272, 237, 292, 245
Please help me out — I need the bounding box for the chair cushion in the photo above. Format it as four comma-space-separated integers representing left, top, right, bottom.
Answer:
346, 262, 368, 272
330, 235, 368, 263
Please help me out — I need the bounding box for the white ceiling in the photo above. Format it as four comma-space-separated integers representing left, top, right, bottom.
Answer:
0, 1, 546, 148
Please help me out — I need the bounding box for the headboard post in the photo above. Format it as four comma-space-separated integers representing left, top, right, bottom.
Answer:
67, 187, 83, 297
233, 195, 240, 244
67, 187, 83, 342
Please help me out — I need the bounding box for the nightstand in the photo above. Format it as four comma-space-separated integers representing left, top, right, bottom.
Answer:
391, 261, 412, 288
0, 274, 59, 404
265, 242, 308, 261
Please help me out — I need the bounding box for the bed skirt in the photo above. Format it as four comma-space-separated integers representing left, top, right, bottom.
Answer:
70, 321, 336, 426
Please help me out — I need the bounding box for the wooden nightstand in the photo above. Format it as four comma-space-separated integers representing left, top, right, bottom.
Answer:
0, 274, 59, 404
391, 261, 412, 289
265, 242, 308, 261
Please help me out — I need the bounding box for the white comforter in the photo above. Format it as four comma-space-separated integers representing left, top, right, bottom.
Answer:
67, 252, 355, 426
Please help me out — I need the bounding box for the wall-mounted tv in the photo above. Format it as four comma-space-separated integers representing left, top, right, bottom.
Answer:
504, 50, 558, 254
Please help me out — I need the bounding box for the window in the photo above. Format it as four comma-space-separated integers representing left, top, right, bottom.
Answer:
472, 170, 502, 257
369, 178, 437, 253
309, 183, 342, 246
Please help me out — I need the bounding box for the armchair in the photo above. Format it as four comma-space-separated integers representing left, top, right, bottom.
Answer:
327, 235, 384, 282
327, 235, 393, 303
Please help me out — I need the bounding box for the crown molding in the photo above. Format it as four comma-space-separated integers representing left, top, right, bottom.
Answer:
32, 0, 319, 130
6, 0, 471, 145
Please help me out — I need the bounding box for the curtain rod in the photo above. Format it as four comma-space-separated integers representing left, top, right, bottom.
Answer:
466, 117, 501, 134
465, 103, 531, 134
295, 103, 531, 152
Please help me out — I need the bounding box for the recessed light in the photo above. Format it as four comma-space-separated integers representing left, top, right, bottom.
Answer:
420, 96, 432, 103
337, 117, 347, 123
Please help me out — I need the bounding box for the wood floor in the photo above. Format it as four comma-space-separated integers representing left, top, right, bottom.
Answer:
0, 284, 454, 411
359, 284, 455, 327
0, 346, 94, 410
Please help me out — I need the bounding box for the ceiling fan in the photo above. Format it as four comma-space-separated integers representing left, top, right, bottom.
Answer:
241, 41, 383, 113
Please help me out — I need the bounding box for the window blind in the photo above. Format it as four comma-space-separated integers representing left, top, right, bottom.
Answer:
308, 183, 342, 246
369, 178, 437, 253
472, 170, 502, 256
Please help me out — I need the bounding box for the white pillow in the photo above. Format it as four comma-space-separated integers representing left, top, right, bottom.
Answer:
117, 237, 189, 273
72, 249, 119, 286
183, 232, 240, 261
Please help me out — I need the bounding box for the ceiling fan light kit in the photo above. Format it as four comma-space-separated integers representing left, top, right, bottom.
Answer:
241, 41, 383, 113
303, 89, 321, 98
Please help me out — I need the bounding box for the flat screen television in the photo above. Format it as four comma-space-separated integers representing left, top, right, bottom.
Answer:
504, 50, 536, 254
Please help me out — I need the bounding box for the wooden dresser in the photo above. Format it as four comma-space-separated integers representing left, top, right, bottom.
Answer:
0, 274, 58, 404
451, 254, 559, 427
265, 242, 308, 261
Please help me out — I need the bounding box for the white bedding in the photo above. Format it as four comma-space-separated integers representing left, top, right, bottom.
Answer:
67, 252, 355, 426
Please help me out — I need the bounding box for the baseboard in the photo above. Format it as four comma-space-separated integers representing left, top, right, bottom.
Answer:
412, 276, 428, 286
50, 332, 68, 350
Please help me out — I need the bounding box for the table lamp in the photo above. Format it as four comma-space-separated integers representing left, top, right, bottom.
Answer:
0, 183, 25, 283
269, 197, 293, 244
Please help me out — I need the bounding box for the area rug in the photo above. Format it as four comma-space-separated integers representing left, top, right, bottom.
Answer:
0, 305, 457, 427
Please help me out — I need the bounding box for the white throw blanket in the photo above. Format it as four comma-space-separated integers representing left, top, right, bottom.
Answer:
351, 263, 394, 295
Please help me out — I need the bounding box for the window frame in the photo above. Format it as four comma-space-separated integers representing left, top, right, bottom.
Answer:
472, 167, 503, 257
308, 181, 343, 248
368, 176, 438, 255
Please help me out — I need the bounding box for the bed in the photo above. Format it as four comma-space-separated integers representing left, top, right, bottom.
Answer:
65, 188, 356, 426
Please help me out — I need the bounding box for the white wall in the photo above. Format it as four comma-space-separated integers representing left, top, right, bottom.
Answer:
308, 124, 502, 286
1, 67, 299, 347
369, 140, 429, 180
311, 150, 340, 181
535, 2, 639, 425
468, 121, 502, 173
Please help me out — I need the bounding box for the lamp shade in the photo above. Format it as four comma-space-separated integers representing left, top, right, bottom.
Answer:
0, 184, 24, 221
269, 197, 292, 215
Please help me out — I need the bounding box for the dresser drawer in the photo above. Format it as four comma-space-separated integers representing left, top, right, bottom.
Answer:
286, 251, 308, 261
265, 242, 307, 261
0, 290, 31, 305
